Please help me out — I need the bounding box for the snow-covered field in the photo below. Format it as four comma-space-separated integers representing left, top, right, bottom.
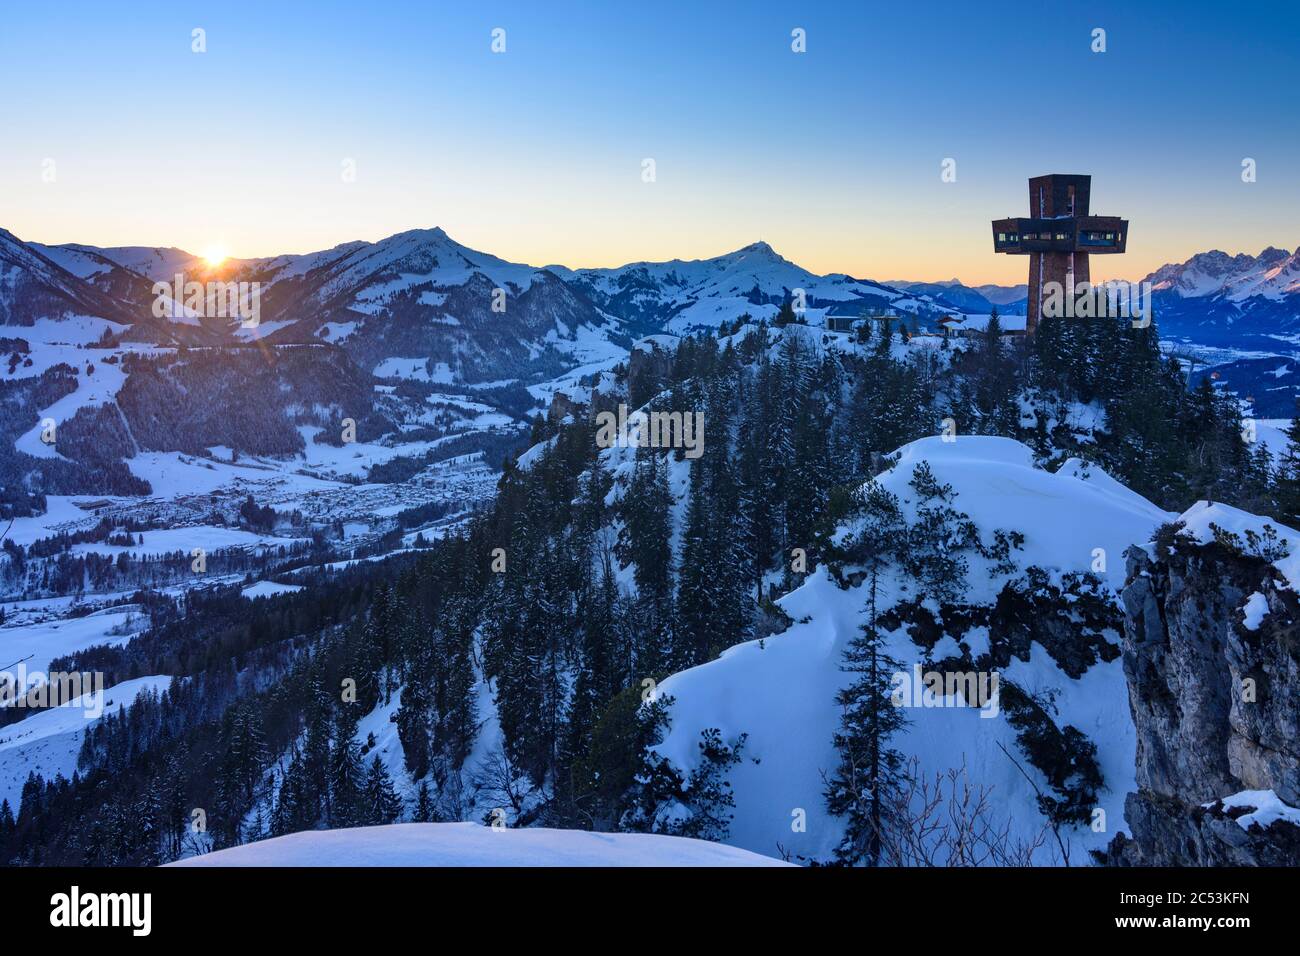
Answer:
170, 822, 791, 867
0, 606, 146, 684
71, 526, 306, 559
240, 580, 304, 599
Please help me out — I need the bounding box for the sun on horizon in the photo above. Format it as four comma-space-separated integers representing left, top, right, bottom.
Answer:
201, 244, 229, 269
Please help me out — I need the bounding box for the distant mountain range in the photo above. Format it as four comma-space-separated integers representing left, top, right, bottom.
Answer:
5, 225, 1300, 384
1137, 246, 1300, 349
884, 278, 1028, 315
0, 227, 963, 385
1146, 247, 1300, 301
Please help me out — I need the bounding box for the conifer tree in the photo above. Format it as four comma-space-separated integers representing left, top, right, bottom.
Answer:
618, 447, 675, 671
225, 703, 269, 803
135, 784, 163, 864
396, 638, 433, 780
435, 610, 479, 777
363, 755, 403, 826
825, 499, 908, 866
675, 441, 716, 668
413, 780, 436, 823
568, 551, 623, 767
1271, 397, 1300, 525
329, 706, 365, 828
301, 675, 332, 825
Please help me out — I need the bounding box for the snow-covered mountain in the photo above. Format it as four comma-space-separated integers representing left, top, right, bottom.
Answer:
885, 278, 1027, 315
553, 241, 914, 333
639, 435, 1170, 863
1141, 246, 1300, 347
1146, 247, 1300, 301
242, 227, 630, 382
3, 225, 975, 386
0, 229, 142, 331
973, 282, 1030, 308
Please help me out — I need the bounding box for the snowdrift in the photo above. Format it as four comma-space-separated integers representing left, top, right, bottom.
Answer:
169, 822, 791, 867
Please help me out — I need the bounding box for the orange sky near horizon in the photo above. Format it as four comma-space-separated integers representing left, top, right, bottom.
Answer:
4, 3, 1295, 288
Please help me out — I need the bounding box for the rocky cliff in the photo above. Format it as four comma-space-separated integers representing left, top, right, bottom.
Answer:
1105, 524, 1300, 865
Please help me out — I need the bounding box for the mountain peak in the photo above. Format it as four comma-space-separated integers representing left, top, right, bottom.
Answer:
1144, 244, 1300, 300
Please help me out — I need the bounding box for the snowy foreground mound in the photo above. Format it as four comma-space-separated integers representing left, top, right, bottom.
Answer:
652, 436, 1176, 863
169, 822, 791, 867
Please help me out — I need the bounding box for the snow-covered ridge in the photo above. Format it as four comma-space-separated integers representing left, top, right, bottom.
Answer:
1144, 246, 1300, 301
648, 436, 1174, 862
7, 224, 942, 345
1172, 499, 1300, 588
168, 822, 791, 867
551, 239, 911, 332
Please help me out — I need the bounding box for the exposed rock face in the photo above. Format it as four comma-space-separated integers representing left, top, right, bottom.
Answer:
1105, 538, 1300, 865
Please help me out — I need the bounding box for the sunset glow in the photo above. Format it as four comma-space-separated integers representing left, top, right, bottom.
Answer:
201, 245, 229, 269
1, 2, 1295, 285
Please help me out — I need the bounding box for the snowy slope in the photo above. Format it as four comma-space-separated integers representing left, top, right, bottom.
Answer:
1174, 499, 1300, 590
10, 326, 131, 459
28, 243, 118, 280
63, 245, 207, 284
307, 227, 546, 306
0, 675, 171, 809
241, 580, 305, 599
647, 436, 1173, 863
0, 229, 138, 327
0, 606, 146, 683
170, 821, 791, 866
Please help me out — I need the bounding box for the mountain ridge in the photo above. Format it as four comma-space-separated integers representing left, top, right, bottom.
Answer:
8, 224, 1300, 374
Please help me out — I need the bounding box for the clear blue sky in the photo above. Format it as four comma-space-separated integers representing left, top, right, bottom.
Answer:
1, 0, 1296, 282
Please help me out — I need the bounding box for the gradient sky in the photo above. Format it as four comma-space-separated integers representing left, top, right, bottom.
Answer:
1, 0, 1297, 284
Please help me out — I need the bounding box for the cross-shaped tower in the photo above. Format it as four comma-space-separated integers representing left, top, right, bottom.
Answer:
992, 174, 1129, 334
